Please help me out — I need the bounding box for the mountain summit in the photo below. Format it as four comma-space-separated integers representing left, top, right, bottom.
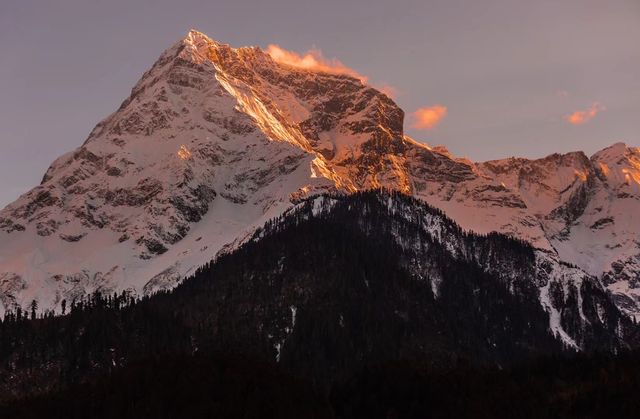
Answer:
0, 30, 639, 321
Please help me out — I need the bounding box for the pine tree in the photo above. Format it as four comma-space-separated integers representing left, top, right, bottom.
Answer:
30, 299, 38, 320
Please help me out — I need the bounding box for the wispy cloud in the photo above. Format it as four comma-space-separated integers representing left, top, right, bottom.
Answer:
564, 103, 605, 125
266, 44, 367, 83
411, 105, 448, 130
266, 44, 397, 98
375, 84, 398, 99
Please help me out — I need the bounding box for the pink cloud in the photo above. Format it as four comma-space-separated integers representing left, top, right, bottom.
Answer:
411, 105, 448, 130
266, 44, 397, 98
564, 103, 605, 125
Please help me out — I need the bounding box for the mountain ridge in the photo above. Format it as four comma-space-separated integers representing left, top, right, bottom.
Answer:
0, 29, 638, 321
1, 190, 635, 403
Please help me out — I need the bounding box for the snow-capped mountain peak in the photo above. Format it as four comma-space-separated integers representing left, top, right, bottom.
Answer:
479, 144, 640, 317
592, 142, 640, 192
0, 30, 639, 322
0, 30, 417, 312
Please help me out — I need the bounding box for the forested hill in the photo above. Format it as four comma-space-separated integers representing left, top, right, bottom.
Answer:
0, 190, 637, 413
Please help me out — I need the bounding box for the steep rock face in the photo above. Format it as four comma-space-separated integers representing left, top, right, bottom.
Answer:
0, 30, 549, 314
0, 31, 336, 312
479, 143, 640, 317
407, 145, 549, 250
0, 29, 637, 321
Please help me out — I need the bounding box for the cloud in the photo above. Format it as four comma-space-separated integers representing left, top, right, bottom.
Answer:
266, 44, 398, 98
411, 105, 448, 130
266, 44, 368, 83
564, 103, 605, 125
375, 84, 398, 99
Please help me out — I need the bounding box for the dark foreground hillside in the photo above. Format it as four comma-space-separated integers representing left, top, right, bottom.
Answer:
0, 191, 637, 417
3, 351, 640, 419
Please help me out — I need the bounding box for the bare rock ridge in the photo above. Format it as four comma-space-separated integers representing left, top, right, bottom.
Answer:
479, 142, 640, 316
0, 29, 639, 328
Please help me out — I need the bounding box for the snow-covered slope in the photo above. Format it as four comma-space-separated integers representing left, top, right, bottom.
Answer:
0, 31, 336, 312
479, 143, 640, 317
0, 30, 637, 321
0, 30, 546, 313
303, 192, 631, 351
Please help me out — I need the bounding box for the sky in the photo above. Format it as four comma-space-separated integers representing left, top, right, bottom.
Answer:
0, 0, 639, 208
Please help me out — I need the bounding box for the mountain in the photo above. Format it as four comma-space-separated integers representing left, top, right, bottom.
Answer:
479, 143, 640, 317
0, 29, 638, 321
0, 191, 635, 404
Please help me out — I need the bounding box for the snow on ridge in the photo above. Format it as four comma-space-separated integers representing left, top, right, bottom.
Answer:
0, 28, 638, 323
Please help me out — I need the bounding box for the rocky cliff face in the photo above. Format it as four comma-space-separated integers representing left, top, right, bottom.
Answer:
479, 142, 640, 317
0, 30, 638, 323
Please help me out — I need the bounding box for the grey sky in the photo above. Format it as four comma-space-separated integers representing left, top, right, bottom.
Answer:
1, 0, 639, 208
